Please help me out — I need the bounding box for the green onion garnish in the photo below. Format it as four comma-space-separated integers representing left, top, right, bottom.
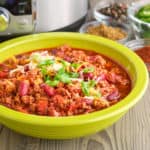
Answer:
83, 67, 94, 73
38, 59, 54, 68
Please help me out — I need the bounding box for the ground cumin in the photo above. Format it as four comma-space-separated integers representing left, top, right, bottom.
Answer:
86, 23, 127, 41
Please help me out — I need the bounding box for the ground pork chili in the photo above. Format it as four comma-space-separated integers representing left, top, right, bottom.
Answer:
0, 45, 131, 116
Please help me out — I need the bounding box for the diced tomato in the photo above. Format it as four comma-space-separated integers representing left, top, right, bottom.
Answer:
21, 96, 34, 105
37, 100, 48, 115
68, 103, 77, 112
48, 107, 60, 116
0, 71, 8, 78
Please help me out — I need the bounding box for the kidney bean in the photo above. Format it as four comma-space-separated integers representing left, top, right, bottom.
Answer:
106, 73, 116, 83
0, 71, 8, 78
107, 90, 120, 101
96, 74, 106, 82
83, 72, 94, 80
24, 65, 30, 72
64, 56, 72, 62
41, 84, 55, 97
19, 80, 30, 96
84, 98, 93, 105
51, 49, 57, 55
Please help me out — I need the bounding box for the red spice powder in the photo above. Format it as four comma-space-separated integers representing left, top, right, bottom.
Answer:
135, 46, 150, 63
135, 46, 150, 71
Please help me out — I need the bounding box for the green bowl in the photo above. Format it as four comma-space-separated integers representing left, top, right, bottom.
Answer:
0, 32, 148, 139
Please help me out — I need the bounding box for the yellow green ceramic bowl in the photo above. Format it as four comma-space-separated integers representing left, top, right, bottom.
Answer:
0, 32, 148, 139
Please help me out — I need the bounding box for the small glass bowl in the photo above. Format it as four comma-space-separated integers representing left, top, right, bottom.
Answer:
125, 39, 150, 71
79, 20, 131, 44
127, 1, 150, 39
93, 0, 128, 24
125, 39, 150, 50
93, 0, 112, 22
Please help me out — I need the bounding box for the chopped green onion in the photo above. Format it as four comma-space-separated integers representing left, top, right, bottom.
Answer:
55, 72, 71, 84
81, 80, 97, 96
57, 67, 66, 74
83, 67, 94, 73
41, 67, 47, 75
46, 80, 59, 87
60, 75, 71, 83
69, 72, 79, 78
71, 63, 81, 69
88, 80, 96, 87
81, 81, 90, 96
39, 58, 82, 85
44, 75, 50, 81
60, 59, 70, 67
38, 59, 54, 68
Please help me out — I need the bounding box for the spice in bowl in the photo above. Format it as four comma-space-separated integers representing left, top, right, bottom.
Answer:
125, 39, 150, 72
86, 23, 127, 41
98, 3, 128, 23
135, 46, 150, 71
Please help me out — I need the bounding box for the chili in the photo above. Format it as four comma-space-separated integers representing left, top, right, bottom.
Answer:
0, 45, 131, 116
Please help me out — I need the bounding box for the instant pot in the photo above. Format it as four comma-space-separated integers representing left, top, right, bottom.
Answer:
0, 0, 88, 37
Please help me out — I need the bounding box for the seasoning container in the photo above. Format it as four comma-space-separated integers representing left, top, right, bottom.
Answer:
79, 21, 131, 44
135, 4, 150, 23
94, 1, 128, 24
125, 39, 150, 71
127, 1, 150, 39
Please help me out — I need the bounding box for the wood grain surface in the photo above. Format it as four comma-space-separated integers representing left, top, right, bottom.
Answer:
0, 0, 150, 150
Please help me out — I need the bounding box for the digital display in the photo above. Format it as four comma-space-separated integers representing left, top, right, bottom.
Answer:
0, 0, 31, 15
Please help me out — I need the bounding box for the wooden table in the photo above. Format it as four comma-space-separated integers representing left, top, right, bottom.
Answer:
0, 0, 150, 150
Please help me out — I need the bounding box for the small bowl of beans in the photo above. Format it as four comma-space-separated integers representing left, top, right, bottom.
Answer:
93, 0, 128, 24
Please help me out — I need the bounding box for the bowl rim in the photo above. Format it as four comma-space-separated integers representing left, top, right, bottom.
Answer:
93, 0, 112, 21
125, 38, 150, 50
0, 32, 149, 126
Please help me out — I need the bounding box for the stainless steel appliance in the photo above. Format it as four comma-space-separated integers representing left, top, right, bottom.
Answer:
0, 0, 88, 36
